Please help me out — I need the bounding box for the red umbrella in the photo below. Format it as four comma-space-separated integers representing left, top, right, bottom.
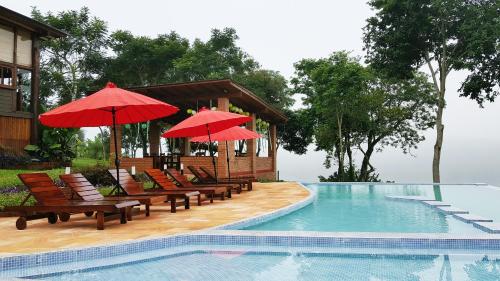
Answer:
40, 82, 179, 194
162, 107, 251, 181
191, 126, 260, 179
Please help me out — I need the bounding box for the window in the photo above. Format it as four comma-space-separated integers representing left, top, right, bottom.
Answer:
16, 68, 32, 111
0, 66, 14, 87
0, 24, 14, 63
16, 29, 32, 67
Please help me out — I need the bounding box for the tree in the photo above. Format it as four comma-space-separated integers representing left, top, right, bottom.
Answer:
236, 69, 294, 110
174, 28, 258, 81
277, 109, 314, 155
32, 7, 109, 107
364, 0, 500, 182
101, 30, 189, 87
292, 52, 369, 180
292, 51, 437, 181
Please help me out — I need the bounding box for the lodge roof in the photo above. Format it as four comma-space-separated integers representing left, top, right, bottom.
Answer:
128, 79, 287, 123
0, 6, 66, 38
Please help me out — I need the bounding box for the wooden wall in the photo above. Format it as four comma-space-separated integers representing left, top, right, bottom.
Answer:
0, 115, 30, 152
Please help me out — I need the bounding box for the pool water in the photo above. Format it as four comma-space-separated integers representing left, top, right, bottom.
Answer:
246, 184, 485, 233
36, 249, 500, 281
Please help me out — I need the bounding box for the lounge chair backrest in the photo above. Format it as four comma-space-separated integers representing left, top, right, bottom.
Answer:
187, 166, 212, 182
144, 169, 177, 190
18, 173, 68, 204
59, 173, 105, 201
199, 167, 217, 180
108, 169, 145, 195
165, 169, 194, 187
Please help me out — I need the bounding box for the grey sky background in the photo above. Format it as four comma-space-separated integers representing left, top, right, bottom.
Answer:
4, 0, 500, 185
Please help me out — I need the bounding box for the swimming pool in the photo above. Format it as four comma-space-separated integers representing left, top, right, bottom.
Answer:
2, 183, 500, 280
9, 243, 500, 281
245, 183, 497, 233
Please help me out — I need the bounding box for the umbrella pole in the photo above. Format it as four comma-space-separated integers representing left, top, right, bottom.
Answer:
112, 107, 121, 195
226, 140, 231, 180
206, 124, 218, 183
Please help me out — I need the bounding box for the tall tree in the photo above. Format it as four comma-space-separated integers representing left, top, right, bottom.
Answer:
236, 69, 294, 110
101, 30, 189, 87
32, 7, 109, 107
174, 28, 258, 81
292, 52, 437, 181
364, 0, 500, 182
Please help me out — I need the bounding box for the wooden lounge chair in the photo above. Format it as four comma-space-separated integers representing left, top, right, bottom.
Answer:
187, 166, 252, 194
60, 173, 167, 217
108, 169, 201, 212
165, 169, 232, 199
144, 169, 226, 202
197, 166, 254, 191
4, 173, 139, 230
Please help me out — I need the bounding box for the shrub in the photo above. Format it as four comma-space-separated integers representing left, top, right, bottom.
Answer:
75, 164, 114, 187
0, 145, 30, 168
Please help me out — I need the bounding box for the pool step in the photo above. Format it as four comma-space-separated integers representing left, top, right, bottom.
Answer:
473, 222, 500, 234
453, 213, 493, 223
436, 206, 469, 215
385, 196, 435, 201
422, 201, 452, 207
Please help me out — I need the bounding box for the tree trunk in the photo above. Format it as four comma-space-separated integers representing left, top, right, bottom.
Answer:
336, 113, 344, 180
360, 144, 374, 181
433, 60, 447, 183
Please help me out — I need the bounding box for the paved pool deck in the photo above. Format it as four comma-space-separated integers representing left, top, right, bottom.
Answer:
0, 182, 309, 255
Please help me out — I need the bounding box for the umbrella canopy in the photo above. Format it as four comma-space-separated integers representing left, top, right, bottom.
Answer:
190, 126, 260, 142
39, 82, 179, 127
191, 126, 261, 180
162, 107, 251, 138
162, 107, 251, 181
40, 82, 179, 194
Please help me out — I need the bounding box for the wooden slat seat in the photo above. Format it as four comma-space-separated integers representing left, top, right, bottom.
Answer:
145, 169, 228, 203
165, 169, 232, 199
108, 169, 201, 212
60, 173, 167, 217
4, 173, 140, 230
198, 166, 254, 191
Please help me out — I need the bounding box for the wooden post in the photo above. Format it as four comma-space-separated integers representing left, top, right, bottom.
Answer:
269, 124, 277, 180
149, 121, 160, 156
246, 113, 257, 177
30, 36, 40, 144
217, 97, 232, 178
182, 137, 191, 156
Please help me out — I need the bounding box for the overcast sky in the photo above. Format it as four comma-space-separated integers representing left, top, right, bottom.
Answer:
4, 0, 500, 185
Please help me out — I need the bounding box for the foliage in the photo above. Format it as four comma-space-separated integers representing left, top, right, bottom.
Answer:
79, 129, 110, 160
363, 0, 500, 182
318, 167, 380, 182
76, 165, 114, 187
292, 51, 437, 181
101, 30, 189, 87
0, 145, 30, 168
24, 128, 80, 163
174, 28, 258, 81
236, 69, 294, 110
32, 7, 109, 107
277, 108, 314, 155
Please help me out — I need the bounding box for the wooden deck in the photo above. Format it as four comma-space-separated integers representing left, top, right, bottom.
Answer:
0, 182, 309, 255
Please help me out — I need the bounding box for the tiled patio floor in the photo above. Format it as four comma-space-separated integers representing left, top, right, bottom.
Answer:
0, 182, 308, 255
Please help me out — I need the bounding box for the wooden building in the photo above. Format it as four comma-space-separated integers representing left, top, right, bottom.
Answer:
111, 79, 287, 181
0, 6, 65, 152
